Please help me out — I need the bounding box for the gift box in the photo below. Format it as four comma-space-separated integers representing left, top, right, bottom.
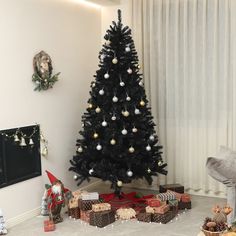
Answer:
92, 203, 111, 212
157, 191, 176, 201
80, 210, 92, 223
116, 208, 136, 220
166, 190, 182, 201
78, 199, 100, 211
178, 201, 191, 210
159, 184, 184, 194
81, 192, 99, 200
181, 193, 191, 203
136, 211, 152, 223
68, 207, 80, 219
44, 220, 56, 232
168, 199, 178, 212
146, 206, 159, 214
152, 210, 177, 224
146, 204, 170, 214
90, 210, 115, 228
146, 198, 161, 207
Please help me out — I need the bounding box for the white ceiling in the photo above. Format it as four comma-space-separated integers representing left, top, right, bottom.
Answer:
86, 0, 120, 6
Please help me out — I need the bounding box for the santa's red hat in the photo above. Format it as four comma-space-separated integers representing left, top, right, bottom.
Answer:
45, 170, 58, 184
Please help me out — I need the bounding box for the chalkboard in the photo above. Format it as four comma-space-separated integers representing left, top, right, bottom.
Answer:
0, 125, 41, 188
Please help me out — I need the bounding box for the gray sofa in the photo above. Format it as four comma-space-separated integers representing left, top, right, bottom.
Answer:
206, 146, 236, 224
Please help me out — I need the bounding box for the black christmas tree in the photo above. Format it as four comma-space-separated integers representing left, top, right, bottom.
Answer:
69, 10, 167, 195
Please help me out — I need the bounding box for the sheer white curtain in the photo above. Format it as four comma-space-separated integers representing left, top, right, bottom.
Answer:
131, 0, 236, 194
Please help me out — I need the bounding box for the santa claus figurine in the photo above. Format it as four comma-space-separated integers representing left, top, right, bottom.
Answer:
45, 170, 72, 224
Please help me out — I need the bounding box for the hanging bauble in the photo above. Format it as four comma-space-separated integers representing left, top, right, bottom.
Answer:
73, 174, 78, 180
91, 82, 96, 88
110, 139, 116, 145
117, 180, 123, 187
134, 108, 140, 115
147, 168, 151, 173
158, 160, 163, 166
88, 103, 93, 109
14, 134, 20, 142
129, 146, 135, 153
138, 64, 141, 69
89, 169, 94, 175
77, 146, 83, 153
122, 110, 130, 117
104, 73, 110, 79
121, 128, 128, 135
42, 147, 48, 157
140, 100, 145, 106
105, 40, 111, 45
93, 132, 99, 139
132, 127, 138, 133
20, 137, 27, 147
99, 89, 104, 95
146, 144, 151, 151
112, 96, 118, 103
139, 81, 144, 86
29, 138, 34, 145
127, 170, 133, 177
95, 107, 101, 113
96, 144, 102, 150
125, 46, 131, 52
112, 57, 118, 64
120, 81, 125, 87
111, 115, 116, 121
149, 135, 155, 141
100, 54, 105, 60
102, 120, 107, 127
82, 123, 84, 128
126, 96, 131, 101
127, 68, 132, 74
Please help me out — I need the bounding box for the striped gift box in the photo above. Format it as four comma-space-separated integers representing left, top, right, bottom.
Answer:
157, 192, 176, 201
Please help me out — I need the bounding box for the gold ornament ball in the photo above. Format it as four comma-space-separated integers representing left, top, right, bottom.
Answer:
110, 139, 116, 145
123, 110, 129, 117
138, 64, 141, 69
117, 180, 123, 187
95, 107, 101, 113
140, 100, 145, 106
129, 146, 135, 153
93, 132, 99, 139
112, 57, 118, 64
88, 103, 93, 109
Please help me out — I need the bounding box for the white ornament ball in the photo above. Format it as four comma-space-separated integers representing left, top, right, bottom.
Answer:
73, 175, 78, 180
102, 121, 107, 127
127, 68, 132, 74
111, 115, 116, 121
149, 135, 155, 141
129, 146, 135, 153
95, 107, 101, 113
104, 73, 110, 79
117, 180, 123, 187
123, 110, 129, 117
125, 46, 131, 52
120, 81, 125, 87
112, 96, 118, 103
132, 127, 138, 133
112, 57, 118, 64
147, 168, 151, 173
77, 146, 83, 153
96, 144, 102, 150
35, 80, 40, 84
127, 170, 133, 177
121, 129, 128, 135
126, 96, 131, 101
89, 169, 94, 175
110, 139, 116, 145
105, 40, 111, 45
139, 81, 144, 86
99, 89, 104, 95
146, 145, 151, 151
100, 54, 105, 60
134, 108, 140, 115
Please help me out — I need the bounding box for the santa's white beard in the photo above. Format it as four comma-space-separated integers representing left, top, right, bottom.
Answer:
52, 185, 62, 195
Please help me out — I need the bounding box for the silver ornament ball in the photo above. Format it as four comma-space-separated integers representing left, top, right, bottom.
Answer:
112, 96, 118, 102
120, 81, 125, 87
129, 146, 135, 153
132, 127, 138, 133
111, 115, 116, 121
102, 121, 107, 127
127, 68, 132, 74
99, 89, 104, 95
127, 170, 133, 177
77, 146, 83, 153
126, 96, 131, 101
89, 169, 94, 175
104, 73, 110, 79
147, 168, 151, 173
158, 161, 163, 166
112, 57, 118, 64
73, 175, 78, 180
149, 135, 155, 141
96, 144, 102, 150
110, 139, 116, 145
121, 129, 128, 135
135, 109, 140, 115
146, 145, 151, 151
125, 46, 131, 52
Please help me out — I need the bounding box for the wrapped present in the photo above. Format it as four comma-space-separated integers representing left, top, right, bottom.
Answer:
152, 211, 177, 224
178, 201, 191, 210
146, 204, 170, 214
166, 190, 182, 201
80, 210, 92, 223
146, 206, 159, 214
68, 207, 80, 219
44, 220, 55, 232
92, 203, 111, 212
81, 192, 99, 200
181, 193, 191, 203
90, 210, 115, 228
116, 208, 136, 220
168, 199, 178, 212
78, 199, 100, 211
136, 211, 152, 223
146, 198, 161, 207
68, 197, 79, 209
159, 184, 184, 194
157, 191, 176, 201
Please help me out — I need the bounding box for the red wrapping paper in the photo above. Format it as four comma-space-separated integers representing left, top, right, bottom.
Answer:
44, 220, 55, 232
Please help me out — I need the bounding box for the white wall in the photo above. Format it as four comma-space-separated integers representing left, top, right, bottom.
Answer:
0, 0, 101, 221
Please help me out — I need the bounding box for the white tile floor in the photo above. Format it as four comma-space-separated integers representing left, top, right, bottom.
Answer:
7, 184, 226, 236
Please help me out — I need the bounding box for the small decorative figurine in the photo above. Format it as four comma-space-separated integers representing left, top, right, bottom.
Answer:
0, 209, 7, 235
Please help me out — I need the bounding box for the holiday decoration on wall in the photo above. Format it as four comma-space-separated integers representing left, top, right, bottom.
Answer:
40, 130, 48, 158
0, 209, 7, 235
32, 51, 60, 91
69, 10, 167, 195
45, 170, 72, 224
